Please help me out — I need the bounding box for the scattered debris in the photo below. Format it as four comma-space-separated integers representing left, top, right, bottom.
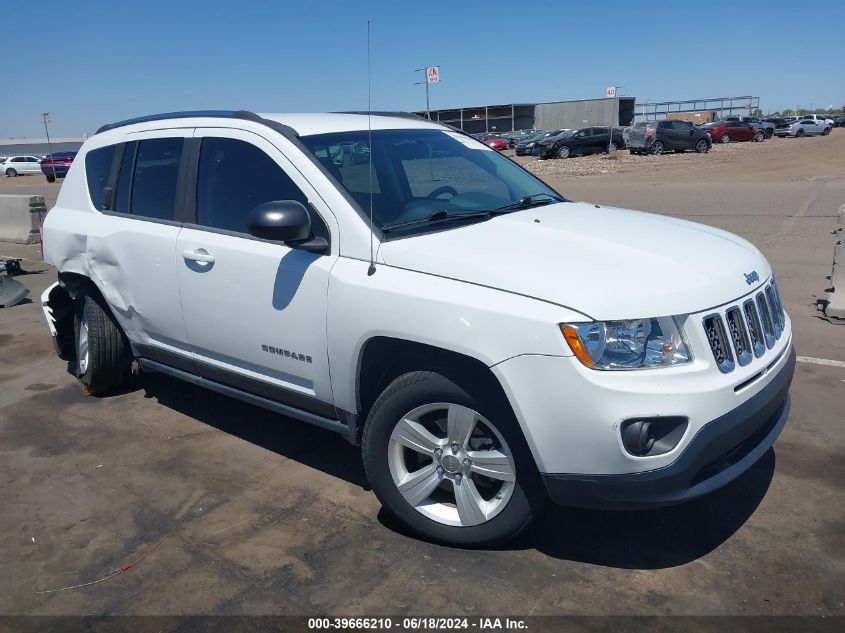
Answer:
0, 257, 28, 307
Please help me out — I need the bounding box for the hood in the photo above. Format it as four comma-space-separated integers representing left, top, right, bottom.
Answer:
379, 202, 770, 321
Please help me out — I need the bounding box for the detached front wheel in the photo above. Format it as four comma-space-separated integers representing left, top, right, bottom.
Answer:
362, 371, 538, 546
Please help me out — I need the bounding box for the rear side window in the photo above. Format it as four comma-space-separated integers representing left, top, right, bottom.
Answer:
195, 137, 308, 234
85, 145, 119, 211
130, 138, 184, 220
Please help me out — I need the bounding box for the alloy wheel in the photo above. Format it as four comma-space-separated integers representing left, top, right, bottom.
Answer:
77, 307, 89, 375
651, 141, 664, 155
387, 402, 516, 527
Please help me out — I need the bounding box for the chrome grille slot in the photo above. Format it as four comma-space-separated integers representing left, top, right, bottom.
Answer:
766, 285, 783, 338
725, 307, 752, 366
756, 292, 776, 349
743, 299, 766, 358
703, 314, 735, 373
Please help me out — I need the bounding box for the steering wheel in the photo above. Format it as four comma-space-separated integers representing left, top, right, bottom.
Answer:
426, 186, 458, 200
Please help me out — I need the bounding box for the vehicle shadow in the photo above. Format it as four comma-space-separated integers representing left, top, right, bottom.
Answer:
379, 449, 775, 569
139, 373, 370, 490
515, 448, 776, 569
138, 372, 773, 570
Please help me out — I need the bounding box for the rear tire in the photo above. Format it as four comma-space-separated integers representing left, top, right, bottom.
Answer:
650, 141, 665, 155
362, 371, 540, 547
74, 292, 129, 395
5, 168, 17, 177
45, 174, 55, 183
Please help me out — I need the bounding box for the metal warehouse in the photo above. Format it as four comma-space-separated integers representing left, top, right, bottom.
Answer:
0, 137, 86, 160
417, 97, 637, 133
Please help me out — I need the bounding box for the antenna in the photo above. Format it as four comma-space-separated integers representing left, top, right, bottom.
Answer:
366, 20, 376, 276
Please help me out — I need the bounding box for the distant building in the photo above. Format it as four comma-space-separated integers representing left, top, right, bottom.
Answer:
0, 136, 86, 159
417, 97, 637, 133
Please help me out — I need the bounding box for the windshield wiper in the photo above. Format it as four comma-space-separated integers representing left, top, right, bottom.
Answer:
493, 193, 565, 212
381, 209, 492, 233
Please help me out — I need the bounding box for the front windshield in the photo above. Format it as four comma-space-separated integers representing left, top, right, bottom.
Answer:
300, 128, 562, 234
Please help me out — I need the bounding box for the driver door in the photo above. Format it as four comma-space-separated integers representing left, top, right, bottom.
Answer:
175, 128, 339, 415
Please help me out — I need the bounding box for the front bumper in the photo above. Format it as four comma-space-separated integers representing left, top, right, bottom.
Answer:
542, 346, 794, 509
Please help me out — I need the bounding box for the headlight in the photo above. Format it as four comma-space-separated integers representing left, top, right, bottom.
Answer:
560, 317, 692, 370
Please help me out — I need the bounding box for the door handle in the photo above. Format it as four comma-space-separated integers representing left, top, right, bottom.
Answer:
182, 248, 215, 264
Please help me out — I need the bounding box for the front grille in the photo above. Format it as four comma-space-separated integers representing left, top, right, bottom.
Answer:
702, 280, 785, 374
703, 315, 734, 373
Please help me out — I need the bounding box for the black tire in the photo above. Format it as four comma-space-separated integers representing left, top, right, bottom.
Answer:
6, 168, 17, 177
796, 129, 805, 137
765, 129, 774, 139
362, 371, 540, 547
822, 127, 831, 136
45, 174, 55, 183
720, 133, 731, 144
694, 139, 709, 153
557, 145, 570, 159
651, 141, 665, 155
753, 131, 765, 142
74, 292, 129, 394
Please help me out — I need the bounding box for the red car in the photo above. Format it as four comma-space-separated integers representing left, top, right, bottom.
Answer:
480, 134, 507, 151
702, 121, 765, 144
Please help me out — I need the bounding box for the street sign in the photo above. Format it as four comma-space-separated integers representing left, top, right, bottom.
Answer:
605, 86, 616, 98
426, 66, 440, 84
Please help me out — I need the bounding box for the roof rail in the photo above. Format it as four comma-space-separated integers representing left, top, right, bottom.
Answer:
94, 110, 299, 137
336, 111, 428, 121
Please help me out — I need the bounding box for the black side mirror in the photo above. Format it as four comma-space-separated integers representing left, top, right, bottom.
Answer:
248, 200, 328, 253
248, 200, 312, 242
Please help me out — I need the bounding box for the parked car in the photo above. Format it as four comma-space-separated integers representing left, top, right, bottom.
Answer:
832, 115, 845, 128
514, 131, 549, 156
3, 155, 42, 176
702, 121, 764, 143
40, 151, 78, 182
624, 120, 711, 155
530, 129, 572, 156
762, 117, 793, 136
774, 118, 832, 137
727, 116, 775, 139
802, 114, 834, 126
538, 126, 624, 159
480, 134, 508, 151
40, 110, 794, 546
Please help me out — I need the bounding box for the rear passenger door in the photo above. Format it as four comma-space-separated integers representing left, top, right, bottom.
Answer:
84, 132, 194, 370
175, 128, 339, 417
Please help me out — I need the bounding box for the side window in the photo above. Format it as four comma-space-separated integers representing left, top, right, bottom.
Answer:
85, 145, 119, 211
130, 138, 183, 220
196, 137, 309, 234
114, 141, 137, 214
677, 121, 692, 130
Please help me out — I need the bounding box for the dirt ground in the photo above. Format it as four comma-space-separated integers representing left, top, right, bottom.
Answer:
0, 131, 843, 618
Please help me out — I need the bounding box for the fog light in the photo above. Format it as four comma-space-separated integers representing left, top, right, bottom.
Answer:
621, 417, 688, 457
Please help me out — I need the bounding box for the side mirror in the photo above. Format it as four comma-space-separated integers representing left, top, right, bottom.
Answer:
248, 200, 312, 243
247, 200, 329, 253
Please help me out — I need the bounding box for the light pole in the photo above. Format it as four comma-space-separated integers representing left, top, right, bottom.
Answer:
414, 67, 436, 119
41, 113, 57, 183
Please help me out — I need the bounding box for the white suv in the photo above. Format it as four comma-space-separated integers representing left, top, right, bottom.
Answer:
40, 111, 794, 545
4, 155, 42, 176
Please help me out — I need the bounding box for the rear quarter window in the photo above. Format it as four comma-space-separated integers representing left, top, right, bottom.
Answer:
85, 145, 119, 211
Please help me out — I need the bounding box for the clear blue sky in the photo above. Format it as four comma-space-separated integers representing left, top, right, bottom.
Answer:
3, 0, 843, 137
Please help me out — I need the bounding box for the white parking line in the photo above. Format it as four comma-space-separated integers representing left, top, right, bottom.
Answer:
796, 356, 845, 369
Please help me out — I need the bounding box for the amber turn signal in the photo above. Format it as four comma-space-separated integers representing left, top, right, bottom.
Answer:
560, 324, 595, 368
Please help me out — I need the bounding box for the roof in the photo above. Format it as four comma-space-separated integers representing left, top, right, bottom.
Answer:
94, 110, 440, 137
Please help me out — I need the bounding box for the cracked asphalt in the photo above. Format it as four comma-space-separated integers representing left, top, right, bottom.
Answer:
0, 131, 843, 617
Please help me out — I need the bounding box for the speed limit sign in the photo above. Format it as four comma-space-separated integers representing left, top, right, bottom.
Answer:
606, 86, 616, 98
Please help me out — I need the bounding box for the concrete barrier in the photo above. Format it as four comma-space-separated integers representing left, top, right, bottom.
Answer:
0, 195, 46, 244
825, 204, 845, 321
